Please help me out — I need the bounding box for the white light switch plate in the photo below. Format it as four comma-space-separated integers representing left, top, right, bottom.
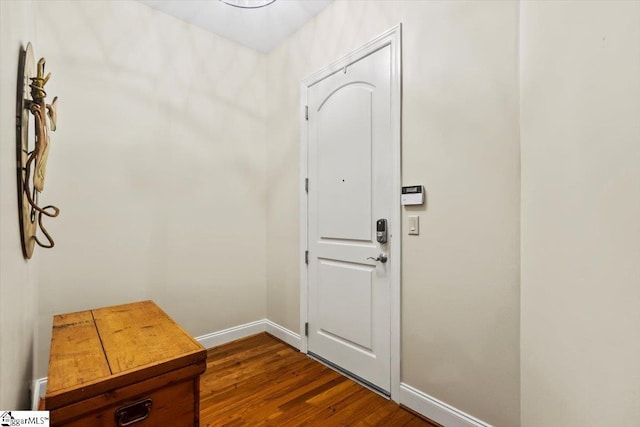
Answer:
408, 215, 419, 235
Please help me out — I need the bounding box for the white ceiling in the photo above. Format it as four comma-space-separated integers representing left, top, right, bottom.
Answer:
139, 0, 333, 54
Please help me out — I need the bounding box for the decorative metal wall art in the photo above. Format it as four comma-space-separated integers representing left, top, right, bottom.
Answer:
16, 42, 60, 259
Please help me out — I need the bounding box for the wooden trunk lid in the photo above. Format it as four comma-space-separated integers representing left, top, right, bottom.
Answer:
44, 300, 206, 410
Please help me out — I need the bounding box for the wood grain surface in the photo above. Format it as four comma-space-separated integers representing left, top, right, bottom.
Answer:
200, 333, 437, 426
92, 300, 203, 374
47, 311, 111, 393
44, 301, 206, 412
49, 364, 203, 425
60, 379, 196, 427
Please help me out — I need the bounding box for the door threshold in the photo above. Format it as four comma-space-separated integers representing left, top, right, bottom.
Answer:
307, 351, 391, 399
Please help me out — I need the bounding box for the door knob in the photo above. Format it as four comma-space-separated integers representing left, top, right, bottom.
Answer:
367, 253, 387, 264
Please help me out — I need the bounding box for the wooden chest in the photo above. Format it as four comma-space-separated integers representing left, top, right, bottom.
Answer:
43, 300, 207, 427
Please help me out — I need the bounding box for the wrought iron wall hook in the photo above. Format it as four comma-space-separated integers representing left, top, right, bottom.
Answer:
16, 42, 60, 259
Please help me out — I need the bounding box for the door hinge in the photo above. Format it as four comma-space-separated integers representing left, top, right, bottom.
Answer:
305, 250, 309, 265
305, 178, 308, 193
305, 322, 309, 337
305, 105, 309, 121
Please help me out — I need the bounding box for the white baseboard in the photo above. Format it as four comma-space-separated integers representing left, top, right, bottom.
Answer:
31, 377, 48, 410
194, 319, 266, 349
264, 319, 302, 349
195, 319, 301, 350
31, 318, 301, 410
400, 383, 493, 427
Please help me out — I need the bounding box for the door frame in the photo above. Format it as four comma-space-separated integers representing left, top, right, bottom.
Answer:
299, 24, 402, 401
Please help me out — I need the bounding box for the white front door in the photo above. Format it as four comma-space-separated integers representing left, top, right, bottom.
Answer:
306, 44, 394, 394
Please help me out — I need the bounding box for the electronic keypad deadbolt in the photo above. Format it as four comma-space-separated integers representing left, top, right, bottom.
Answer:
376, 219, 388, 244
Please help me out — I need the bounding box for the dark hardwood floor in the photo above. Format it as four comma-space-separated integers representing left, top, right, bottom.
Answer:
200, 333, 437, 426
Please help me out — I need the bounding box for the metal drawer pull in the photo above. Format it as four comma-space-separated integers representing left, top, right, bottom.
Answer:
115, 398, 152, 426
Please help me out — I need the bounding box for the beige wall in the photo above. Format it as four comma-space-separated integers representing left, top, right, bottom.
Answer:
520, 1, 640, 426
266, 1, 521, 426
2, 0, 638, 424
0, 0, 38, 410
30, 0, 267, 378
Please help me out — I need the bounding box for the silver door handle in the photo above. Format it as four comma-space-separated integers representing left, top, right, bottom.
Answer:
367, 253, 387, 264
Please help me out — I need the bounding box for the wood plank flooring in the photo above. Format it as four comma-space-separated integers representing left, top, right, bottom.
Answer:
200, 333, 437, 426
